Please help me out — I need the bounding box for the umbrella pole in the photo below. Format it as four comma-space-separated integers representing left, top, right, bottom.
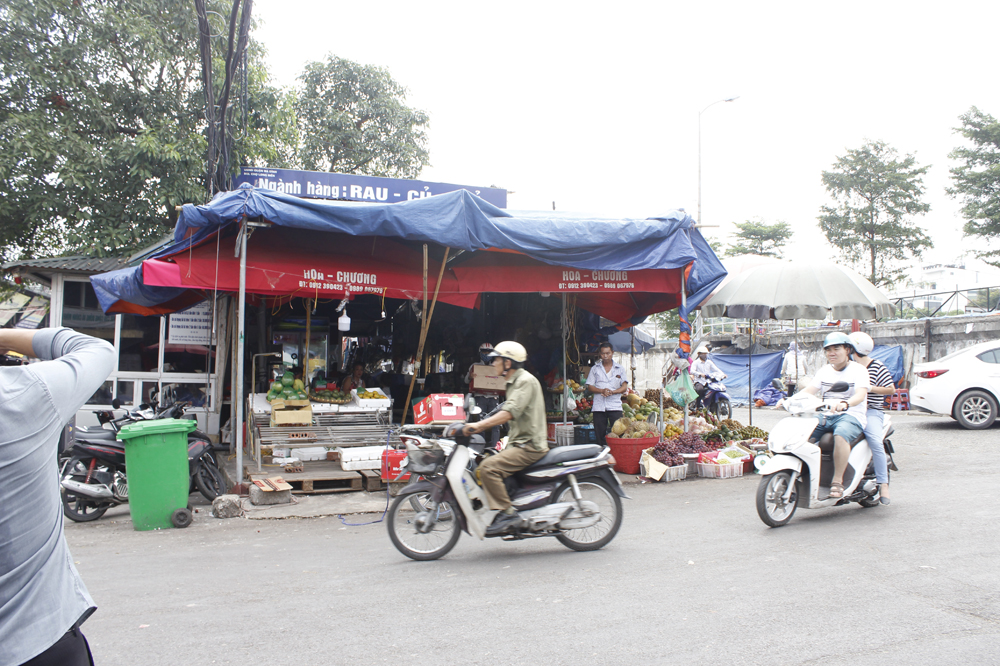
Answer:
748, 318, 753, 427
794, 319, 799, 393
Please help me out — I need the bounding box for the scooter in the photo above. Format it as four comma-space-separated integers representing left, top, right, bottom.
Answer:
693, 371, 732, 419
386, 405, 628, 560
756, 380, 894, 527
60, 400, 226, 523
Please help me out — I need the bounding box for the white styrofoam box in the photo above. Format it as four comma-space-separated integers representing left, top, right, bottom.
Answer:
351, 387, 392, 409
271, 447, 290, 458
336, 445, 386, 469
295, 446, 329, 462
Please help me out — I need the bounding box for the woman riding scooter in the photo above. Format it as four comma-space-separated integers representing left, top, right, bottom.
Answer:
849, 331, 894, 505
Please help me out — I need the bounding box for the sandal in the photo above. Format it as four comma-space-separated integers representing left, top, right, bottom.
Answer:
828, 482, 844, 499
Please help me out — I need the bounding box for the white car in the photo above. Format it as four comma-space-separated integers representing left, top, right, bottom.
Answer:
911, 340, 1000, 429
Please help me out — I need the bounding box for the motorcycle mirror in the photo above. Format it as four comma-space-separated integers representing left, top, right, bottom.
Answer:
464, 395, 481, 415
112, 398, 121, 410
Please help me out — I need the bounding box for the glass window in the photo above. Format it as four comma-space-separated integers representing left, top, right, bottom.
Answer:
160, 381, 210, 408
140, 381, 159, 407
116, 380, 136, 405
86, 381, 114, 405
62, 281, 115, 343
976, 350, 1000, 364
118, 314, 161, 372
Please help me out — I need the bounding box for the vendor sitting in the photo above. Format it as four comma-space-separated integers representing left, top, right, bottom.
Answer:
341, 361, 366, 393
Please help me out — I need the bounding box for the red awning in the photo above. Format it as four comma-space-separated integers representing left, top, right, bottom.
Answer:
143, 228, 479, 309
142, 227, 684, 322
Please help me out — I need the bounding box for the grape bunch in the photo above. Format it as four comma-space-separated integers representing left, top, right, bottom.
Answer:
650, 440, 685, 467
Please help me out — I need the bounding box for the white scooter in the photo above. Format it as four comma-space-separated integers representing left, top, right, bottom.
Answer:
756, 380, 894, 527
386, 409, 628, 560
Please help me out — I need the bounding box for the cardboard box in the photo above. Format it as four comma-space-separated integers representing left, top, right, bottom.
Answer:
469, 365, 507, 391
547, 421, 573, 443
413, 393, 466, 424
269, 405, 313, 426
381, 448, 410, 481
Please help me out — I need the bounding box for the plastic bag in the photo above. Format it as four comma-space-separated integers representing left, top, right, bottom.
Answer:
666, 370, 698, 406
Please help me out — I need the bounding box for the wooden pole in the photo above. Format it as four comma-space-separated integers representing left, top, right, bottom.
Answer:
401, 246, 450, 425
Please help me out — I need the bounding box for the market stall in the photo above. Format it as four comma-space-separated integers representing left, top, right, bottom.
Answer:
91, 185, 727, 489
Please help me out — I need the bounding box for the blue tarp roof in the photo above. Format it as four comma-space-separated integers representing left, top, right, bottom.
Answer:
92, 184, 727, 317
709, 351, 786, 403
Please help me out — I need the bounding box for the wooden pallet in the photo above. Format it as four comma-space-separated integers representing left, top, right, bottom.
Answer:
246, 460, 363, 494
359, 469, 386, 492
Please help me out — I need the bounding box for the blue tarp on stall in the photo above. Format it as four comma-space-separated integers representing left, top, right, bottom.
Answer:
708, 352, 785, 403
870, 345, 904, 384
91, 185, 727, 317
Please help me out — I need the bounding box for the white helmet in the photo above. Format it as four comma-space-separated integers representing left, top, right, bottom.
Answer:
694, 344, 710, 355
488, 340, 528, 363
848, 331, 874, 356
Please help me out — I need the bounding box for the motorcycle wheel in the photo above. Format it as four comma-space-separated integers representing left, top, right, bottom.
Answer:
61, 458, 112, 523
860, 470, 890, 508
552, 478, 623, 551
756, 471, 798, 527
403, 475, 454, 520
194, 458, 226, 501
712, 399, 732, 420
386, 492, 460, 561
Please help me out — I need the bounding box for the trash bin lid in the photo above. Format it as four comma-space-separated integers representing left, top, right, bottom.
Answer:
117, 418, 198, 441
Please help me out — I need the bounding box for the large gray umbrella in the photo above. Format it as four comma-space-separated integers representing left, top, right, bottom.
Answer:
699, 261, 893, 424
701, 262, 894, 320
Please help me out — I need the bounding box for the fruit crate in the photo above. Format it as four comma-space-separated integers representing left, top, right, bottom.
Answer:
696, 460, 745, 479
351, 388, 391, 409
663, 463, 688, 482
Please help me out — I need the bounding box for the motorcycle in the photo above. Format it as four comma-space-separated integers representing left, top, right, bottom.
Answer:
693, 371, 732, 419
386, 406, 628, 561
755, 380, 896, 527
60, 399, 226, 523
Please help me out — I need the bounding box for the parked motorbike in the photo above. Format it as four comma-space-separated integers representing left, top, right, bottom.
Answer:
756, 380, 895, 527
693, 371, 732, 419
60, 399, 226, 523
386, 403, 628, 560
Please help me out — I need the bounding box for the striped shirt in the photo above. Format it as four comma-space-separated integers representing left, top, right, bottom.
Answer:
864, 358, 895, 410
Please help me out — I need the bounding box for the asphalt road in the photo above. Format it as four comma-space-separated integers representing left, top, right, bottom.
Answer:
63, 408, 1000, 666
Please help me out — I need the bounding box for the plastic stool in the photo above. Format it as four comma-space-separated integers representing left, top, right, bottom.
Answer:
894, 389, 909, 410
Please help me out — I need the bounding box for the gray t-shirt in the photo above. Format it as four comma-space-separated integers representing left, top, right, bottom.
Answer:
1, 328, 115, 665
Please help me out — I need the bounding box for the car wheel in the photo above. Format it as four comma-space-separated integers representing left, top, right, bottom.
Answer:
954, 390, 998, 430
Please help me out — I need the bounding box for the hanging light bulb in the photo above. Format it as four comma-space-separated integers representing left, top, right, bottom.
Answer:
338, 309, 351, 332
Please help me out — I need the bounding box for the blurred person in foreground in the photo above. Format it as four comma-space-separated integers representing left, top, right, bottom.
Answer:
1, 328, 115, 666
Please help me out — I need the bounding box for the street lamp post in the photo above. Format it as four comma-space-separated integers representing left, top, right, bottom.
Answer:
697, 96, 739, 225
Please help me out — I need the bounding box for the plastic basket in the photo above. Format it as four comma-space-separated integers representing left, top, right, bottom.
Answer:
696, 460, 745, 479
681, 453, 700, 476
554, 424, 575, 447
664, 464, 688, 482
607, 435, 659, 474
574, 425, 597, 445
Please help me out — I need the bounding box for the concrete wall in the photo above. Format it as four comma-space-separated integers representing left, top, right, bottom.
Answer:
616, 314, 1000, 392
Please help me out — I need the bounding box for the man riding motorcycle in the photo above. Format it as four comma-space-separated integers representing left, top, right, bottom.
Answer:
789, 332, 870, 499
462, 341, 548, 535
691, 344, 726, 401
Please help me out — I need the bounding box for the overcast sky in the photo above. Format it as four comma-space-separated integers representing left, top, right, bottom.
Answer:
250, 0, 1000, 278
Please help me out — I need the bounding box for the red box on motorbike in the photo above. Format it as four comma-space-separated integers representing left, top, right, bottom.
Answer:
413, 393, 466, 424
381, 448, 410, 481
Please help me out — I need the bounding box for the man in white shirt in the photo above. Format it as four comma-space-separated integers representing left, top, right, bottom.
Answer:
586, 342, 629, 447
690, 344, 725, 401
798, 332, 870, 499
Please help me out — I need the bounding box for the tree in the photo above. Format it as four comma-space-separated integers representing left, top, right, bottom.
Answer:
818, 140, 932, 288
649, 309, 680, 342
948, 107, 1000, 266
725, 218, 792, 258
0, 0, 294, 262
295, 56, 430, 178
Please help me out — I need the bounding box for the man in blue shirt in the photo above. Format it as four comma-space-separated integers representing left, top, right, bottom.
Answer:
585, 341, 629, 447
1, 328, 115, 665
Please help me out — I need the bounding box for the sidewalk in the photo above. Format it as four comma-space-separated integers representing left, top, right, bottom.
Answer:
219, 452, 394, 519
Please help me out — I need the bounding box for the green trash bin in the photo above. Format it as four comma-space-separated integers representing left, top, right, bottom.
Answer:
117, 419, 197, 531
